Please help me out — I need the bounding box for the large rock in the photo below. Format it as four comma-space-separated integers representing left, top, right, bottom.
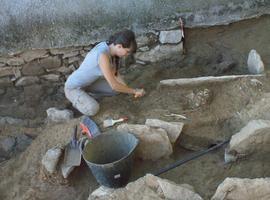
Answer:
135, 43, 183, 63
211, 177, 270, 200
145, 119, 184, 143
159, 30, 183, 44
89, 174, 203, 200
46, 107, 74, 123
117, 124, 172, 161
225, 120, 270, 163
247, 49, 264, 74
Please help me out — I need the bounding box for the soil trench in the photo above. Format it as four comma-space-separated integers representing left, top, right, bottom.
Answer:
1, 15, 270, 200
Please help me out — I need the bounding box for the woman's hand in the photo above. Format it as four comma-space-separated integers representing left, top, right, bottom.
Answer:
134, 88, 146, 98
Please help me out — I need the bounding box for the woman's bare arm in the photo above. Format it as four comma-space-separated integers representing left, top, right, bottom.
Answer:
99, 53, 136, 94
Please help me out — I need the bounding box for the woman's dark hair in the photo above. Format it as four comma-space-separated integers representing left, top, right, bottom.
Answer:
107, 29, 137, 54
107, 29, 137, 75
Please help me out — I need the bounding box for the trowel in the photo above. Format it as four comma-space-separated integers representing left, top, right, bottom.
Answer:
103, 117, 128, 128
63, 125, 81, 167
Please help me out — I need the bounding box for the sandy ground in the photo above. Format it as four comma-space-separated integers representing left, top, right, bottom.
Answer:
1, 15, 270, 200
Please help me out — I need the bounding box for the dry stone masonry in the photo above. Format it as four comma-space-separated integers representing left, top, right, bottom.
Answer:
0, 29, 183, 92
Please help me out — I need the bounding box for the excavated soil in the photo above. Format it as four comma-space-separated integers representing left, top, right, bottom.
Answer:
1, 15, 270, 200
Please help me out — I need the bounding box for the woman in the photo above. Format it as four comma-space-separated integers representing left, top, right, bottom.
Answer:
64, 29, 145, 116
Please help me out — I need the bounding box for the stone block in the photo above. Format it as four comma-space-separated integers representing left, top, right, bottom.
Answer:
211, 178, 270, 200
145, 119, 184, 143
159, 30, 183, 44
135, 43, 183, 63
19, 49, 48, 62
117, 124, 172, 161
89, 174, 203, 200
225, 119, 270, 162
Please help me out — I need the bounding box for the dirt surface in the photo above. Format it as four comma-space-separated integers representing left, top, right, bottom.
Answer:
1, 15, 270, 200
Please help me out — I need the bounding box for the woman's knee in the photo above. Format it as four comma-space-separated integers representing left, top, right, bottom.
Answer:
75, 94, 100, 116
84, 102, 100, 116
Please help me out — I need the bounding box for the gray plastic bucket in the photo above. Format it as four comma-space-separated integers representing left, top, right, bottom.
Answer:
82, 131, 139, 188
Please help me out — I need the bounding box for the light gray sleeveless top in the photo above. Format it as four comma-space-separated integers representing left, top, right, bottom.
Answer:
65, 42, 109, 89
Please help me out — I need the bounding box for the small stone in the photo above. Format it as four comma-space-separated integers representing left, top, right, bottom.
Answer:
138, 46, 150, 52
41, 74, 60, 82
42, 147, 63, 173
0, 136, 16, 152
15, 76, 39, 87
247, 49, 264, 74
46, 107, 74, 123
145, 119, 184, 143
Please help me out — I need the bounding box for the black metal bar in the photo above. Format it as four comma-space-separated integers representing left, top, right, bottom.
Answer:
154, 139, 230, 176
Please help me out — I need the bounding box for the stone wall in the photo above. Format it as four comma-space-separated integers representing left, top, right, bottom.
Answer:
0, 29, 183, 90
1, 0, 270, 54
